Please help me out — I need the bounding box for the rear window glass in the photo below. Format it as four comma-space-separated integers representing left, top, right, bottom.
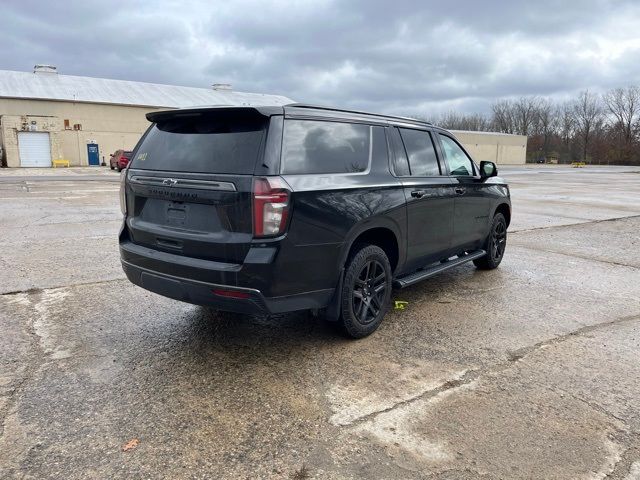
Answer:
389, 128, 410, 176
130, 112, 266, 174
282, 120, 371, 174
399, 128, 440, 176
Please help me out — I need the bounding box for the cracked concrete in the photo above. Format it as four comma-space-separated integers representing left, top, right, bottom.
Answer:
335, 311, 640, 431
1, 165, 640, 479
349, 317, 640, 477
327, 364, 471, 427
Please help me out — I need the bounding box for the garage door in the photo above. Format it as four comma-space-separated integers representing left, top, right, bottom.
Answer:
18, 132, 52, 167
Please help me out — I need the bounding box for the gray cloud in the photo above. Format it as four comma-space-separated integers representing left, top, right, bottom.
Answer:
1, 0, 639, 116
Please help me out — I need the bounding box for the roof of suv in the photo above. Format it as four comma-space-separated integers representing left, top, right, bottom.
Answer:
285, 103, 432, 128
146, 103, 433, 129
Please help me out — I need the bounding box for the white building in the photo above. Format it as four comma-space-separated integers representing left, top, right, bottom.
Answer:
452, 130, 527, 165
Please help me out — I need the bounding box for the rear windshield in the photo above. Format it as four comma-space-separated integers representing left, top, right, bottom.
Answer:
130, 112, 266, 174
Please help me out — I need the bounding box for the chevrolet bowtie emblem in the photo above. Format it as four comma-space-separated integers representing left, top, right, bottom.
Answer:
162, 178, 178, 187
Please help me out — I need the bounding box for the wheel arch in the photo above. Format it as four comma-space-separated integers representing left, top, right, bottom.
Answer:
339, 220, 403, 275
325, 220, 403, 323
494, 202, 511, 227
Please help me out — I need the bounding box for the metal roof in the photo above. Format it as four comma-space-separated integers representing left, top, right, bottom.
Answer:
0, 69, 292, 108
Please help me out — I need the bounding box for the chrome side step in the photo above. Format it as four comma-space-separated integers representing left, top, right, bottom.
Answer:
393, 250, 486, 289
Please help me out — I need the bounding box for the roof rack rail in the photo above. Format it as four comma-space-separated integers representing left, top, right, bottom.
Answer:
285, 103, 431, 126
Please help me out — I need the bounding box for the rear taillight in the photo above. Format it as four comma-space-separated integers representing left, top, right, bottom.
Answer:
119, 156, 128, 164
253, 177, 290, 238
119, 171, 127, 215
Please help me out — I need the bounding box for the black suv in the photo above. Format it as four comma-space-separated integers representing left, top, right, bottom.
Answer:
119, 104, 510, 338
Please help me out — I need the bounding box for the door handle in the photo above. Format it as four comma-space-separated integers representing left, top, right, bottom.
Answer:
411, 190, 427, 198
454, 187, 466, 195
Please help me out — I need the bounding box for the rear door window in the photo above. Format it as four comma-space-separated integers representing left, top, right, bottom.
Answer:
389, 128, 410, 176
399, 128, 440, 176
282, 120, 371, 174
130, 112, 267, 174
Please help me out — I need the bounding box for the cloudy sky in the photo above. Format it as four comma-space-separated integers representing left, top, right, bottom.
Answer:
2, 0, 639, 116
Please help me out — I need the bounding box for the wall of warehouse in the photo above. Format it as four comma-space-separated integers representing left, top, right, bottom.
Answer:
0, 122, 4, 166
452, 130, 527, 165
0, 115, 64, 166
0, 98, 163, 167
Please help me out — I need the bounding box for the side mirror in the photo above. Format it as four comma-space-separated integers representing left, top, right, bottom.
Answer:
480, 161, 498, 179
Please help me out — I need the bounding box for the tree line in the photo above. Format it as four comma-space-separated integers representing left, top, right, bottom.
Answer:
428, 87, 640, 164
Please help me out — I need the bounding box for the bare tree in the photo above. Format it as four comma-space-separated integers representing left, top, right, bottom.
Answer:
558, 102, 575, 149
461, 113, 491, 131
573, 90, 603, 162
491, 97, 540, 136
437, 111, 490, 131
603, 87, 640, 161
533, 98, 557, 156
513, 97, 539, 136
491, 100, 516, 134
414, 85, 640, 165
436, 111, 463, 130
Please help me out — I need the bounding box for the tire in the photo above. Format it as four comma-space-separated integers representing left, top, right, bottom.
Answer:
339, 244, 392, 339
110, 165, 115, 170
116, 167, 122, 172
474, 212, 507, 270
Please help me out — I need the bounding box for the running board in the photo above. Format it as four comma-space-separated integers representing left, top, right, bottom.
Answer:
393, 250, 486, 289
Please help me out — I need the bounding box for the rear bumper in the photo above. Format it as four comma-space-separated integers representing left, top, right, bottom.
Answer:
120, 243, 334, 314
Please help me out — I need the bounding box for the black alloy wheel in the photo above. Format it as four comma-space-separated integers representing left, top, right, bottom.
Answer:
352, 259, 387, 325
340, 244, 392, 338
491, 217, 507, 262
474, 212, 507, 270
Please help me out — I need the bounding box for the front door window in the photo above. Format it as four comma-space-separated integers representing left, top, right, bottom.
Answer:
439, 135, 474, 176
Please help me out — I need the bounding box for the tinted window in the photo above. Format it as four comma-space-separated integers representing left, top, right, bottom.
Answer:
389, 128, 410, 176
439, 134, 475, 176
399, 128, 440, 176
130, 112, 266, 174
371, 126, 389, 171
282, 120, 370, 174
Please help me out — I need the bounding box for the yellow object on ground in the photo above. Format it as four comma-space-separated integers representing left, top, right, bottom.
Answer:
394, 301, 409, 310
571, 162, 586, 168
52, 159, 70, 168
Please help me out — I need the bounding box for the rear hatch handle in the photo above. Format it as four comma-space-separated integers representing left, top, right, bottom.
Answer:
129, 175, 237, 192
